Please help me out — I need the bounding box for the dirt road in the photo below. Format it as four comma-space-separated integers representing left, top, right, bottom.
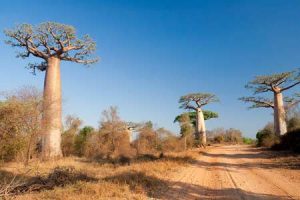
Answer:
162, 145, 300, 200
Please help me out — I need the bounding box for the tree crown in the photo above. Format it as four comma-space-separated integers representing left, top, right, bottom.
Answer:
5, 22, 98, 73
179, 93, 219, 110
245, 69, 300, 94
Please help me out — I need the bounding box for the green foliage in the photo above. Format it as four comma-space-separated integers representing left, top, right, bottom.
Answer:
74, 126, 94, 156
242, 137, 255, 145
174, 111, 218, 127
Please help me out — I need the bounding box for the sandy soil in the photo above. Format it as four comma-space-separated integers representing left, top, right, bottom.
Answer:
161, 145, 300, 200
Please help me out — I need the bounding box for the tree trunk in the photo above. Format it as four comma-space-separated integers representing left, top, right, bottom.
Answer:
41, 57, 62, 158
195, 108, 201, 144
199, 109, 207, 146
274, 92, 287, 136
196, 108, 207, 146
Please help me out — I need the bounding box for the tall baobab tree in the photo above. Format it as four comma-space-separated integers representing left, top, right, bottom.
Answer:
179, 93, 219, 146
5, 22, 98, 158
240, 70, 300, 136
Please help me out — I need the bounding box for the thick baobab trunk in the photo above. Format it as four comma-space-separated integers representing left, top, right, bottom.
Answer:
41, 57, 62, 158
274, 92, 287, 136
196, 108, 207, 146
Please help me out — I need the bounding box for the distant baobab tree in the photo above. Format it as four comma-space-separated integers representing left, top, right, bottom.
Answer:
179, 93, 219, 146
240, 70, 300, 136
5, 22, 98, 158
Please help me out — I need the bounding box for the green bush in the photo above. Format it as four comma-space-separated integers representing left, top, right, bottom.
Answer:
74, 126, 94, 156
242, 137, 255, 145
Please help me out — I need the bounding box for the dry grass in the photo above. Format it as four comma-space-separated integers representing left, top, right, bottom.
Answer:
0, 151, 198, 200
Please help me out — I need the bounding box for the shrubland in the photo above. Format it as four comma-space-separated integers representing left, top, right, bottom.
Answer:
257, 112, 300, 153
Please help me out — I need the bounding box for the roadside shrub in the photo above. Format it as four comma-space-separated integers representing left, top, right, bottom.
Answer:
210, 128, 243, 144
256, 123, 279, 147
287, 116, 300, 132
242, 137, 255, 145
272, 129, 300, 153
214, 134, 224, 143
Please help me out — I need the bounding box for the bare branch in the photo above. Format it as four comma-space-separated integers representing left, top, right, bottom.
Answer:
281, 81, 300, 92
245, 69, 300, 94
239, 96, 274, 109
4, 22, 98, 71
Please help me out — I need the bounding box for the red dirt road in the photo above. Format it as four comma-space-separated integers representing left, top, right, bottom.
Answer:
162, 145, 300, 200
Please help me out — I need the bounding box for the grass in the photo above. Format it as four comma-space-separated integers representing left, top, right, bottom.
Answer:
0, 151, 198, 200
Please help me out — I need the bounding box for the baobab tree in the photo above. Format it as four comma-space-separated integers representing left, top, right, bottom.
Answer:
5, 22, 98, 158
179, 93, 219, 146
240, 70, 300, 136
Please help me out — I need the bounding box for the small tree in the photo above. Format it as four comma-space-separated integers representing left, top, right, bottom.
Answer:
74, 126, 94, 156
98, 106, 131, 158
5, 22, 98, 158
240, 70, 300, 136
61, 115, 82, 157
179, 93, 219, 146
177, 113, 194, 150
0, 86, 42, 163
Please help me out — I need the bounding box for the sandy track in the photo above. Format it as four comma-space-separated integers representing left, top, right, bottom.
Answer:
161, 145, 300, 200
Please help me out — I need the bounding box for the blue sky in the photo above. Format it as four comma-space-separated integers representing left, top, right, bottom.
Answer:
1, 0, 300, 138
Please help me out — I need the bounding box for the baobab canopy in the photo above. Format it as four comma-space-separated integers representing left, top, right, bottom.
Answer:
245, 69, 300, 94
4, 22, 98, 74
179, 93, 219, 110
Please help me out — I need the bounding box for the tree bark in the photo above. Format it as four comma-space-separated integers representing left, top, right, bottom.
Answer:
196, 108, 207, 146
199, 109, 207, 146
41, 56, 62, 158
274, 91, 287, 136
195, 108, 201, 143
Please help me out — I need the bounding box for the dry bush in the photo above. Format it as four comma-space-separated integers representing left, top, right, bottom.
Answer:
0, 86, 42, 163
0, 166, 96, 198
84, 106, 135, 161
209, 128, 243, 144
287, 114, 300, 132
256, 123, 279, 147
134, 122, 157, 155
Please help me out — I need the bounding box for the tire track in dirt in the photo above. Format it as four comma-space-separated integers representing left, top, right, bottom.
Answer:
161, 145, 300, 200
